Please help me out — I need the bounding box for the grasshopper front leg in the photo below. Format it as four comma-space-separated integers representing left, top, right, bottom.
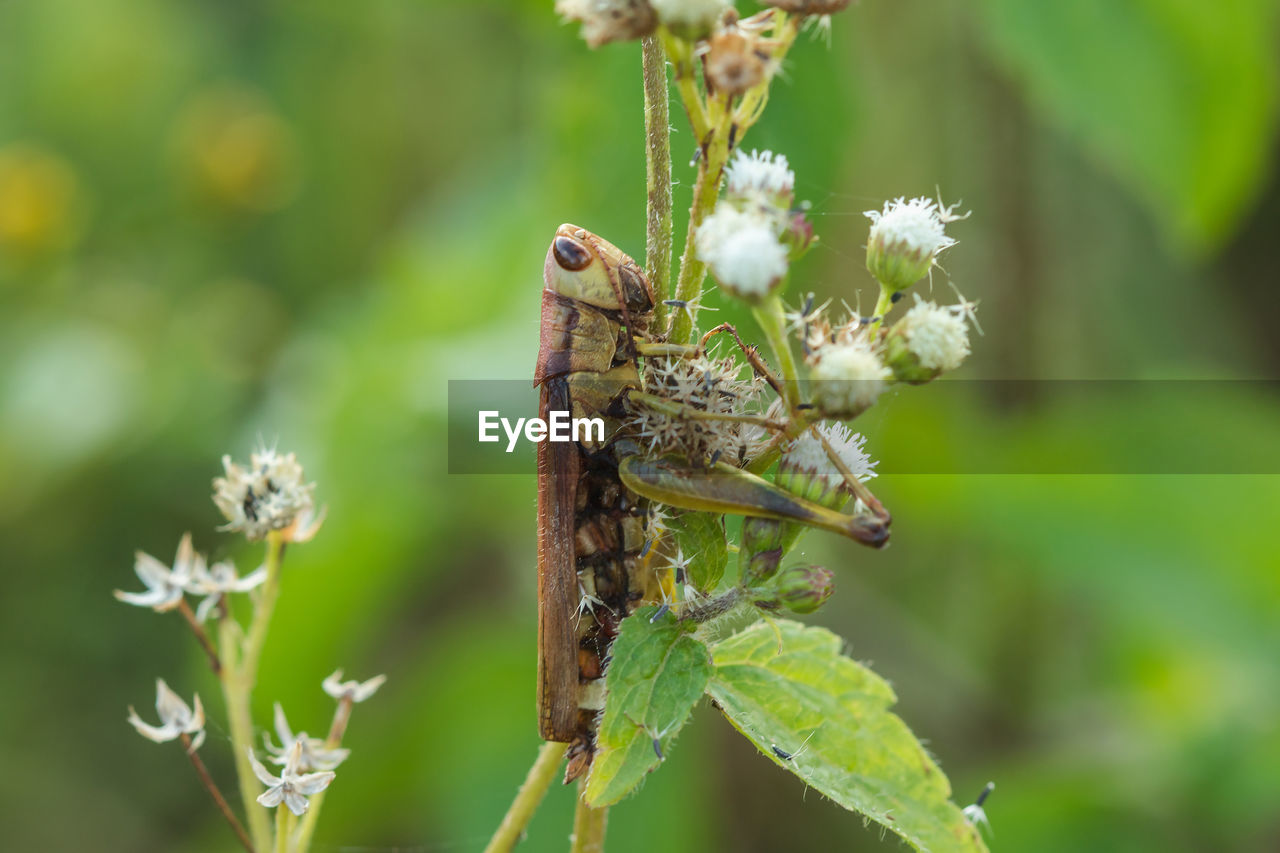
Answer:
618, 456, 889, 548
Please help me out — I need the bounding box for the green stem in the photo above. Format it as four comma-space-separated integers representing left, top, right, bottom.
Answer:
642, 34, 673, 331
865, 284, 894, 343
569, 783, 608, 853
751, 293, 801, 412
274, 806, 290, 853
219, 532, 287, 852
485, 742, 569, 853
668, 140, 728, 345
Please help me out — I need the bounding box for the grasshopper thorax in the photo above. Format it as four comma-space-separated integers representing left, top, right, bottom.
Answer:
545, 224, 655, 319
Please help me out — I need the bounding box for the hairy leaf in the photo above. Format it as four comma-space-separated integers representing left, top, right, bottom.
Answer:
708, 620, 988, 853
667, 510, 728, 593
584, 606, 713, 806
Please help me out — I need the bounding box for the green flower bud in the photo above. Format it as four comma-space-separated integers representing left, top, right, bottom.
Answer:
864, 197, 962, 293
774, 564, 835, 614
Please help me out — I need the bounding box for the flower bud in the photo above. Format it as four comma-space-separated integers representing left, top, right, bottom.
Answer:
883, 299, 971, 384
695, 204, 789, 302
650, 0, 729, 39
809, 342, 891, 419
774, 564, 835, 614
863, 196, 962, 293
777, 425, 875, 507
705, 29, 767, 96
555, 0, 657, 48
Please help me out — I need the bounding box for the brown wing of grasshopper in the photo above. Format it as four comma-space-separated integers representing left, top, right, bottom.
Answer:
535, 224, 656, 773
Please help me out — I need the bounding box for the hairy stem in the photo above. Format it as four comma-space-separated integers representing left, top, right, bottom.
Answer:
484, 741, 569, 853
181, 732, 255, 853
569, 784, 608, 853
642, 34, 673, 329
219, 532, 287, 851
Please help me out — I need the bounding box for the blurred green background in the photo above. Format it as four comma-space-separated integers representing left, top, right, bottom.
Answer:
2, 1, 1278, 850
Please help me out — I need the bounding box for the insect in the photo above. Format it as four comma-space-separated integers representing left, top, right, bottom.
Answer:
535, 225, 890, 780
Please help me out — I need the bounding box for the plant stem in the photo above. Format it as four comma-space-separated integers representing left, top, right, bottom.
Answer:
180, 732, 256, 853
219, 532, 287, 851
865, 284, 894, 342
668, 141, 728, 345
177, 598, 221, 675
569, 783, 608, 853
751, 293, 801, 412
642, 34, 673, 331
275, 806, 290, 853
484, 741, 568, 853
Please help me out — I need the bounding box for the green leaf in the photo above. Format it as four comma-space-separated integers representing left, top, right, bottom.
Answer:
707, 620, 988, 853
973, 0, 1279, 252
666, 510, 728, 593
584, 606, 713, 806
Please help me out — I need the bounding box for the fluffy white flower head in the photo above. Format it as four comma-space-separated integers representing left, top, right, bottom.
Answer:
898, 298, 970, 371
864, 196, 966, 291
810, 341, 891, 417
650, 0, 730, 32
696, 205, 788, 300
128, 679, 206, 751
785, 423, 877, 484
725, 149, 794, 209
213, 446, 315, 541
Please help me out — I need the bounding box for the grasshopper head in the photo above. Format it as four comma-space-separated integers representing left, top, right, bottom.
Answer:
545, 224, 655, 317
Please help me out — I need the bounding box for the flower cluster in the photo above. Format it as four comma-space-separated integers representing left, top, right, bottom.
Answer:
114, 532, 266, 620
213, 446, 319, 541
633, 351, 766, 463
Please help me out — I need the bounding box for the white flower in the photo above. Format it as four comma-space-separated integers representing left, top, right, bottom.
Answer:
864, 196, 966, 292
696, 205, 789, 300
963, 782, 995, 834
114, 533, 200, 612
896, 298, 970, 371
650, 0, 729, 33
810, 342, 891, 417
186, 558, 267, 623
128, 679, 206, 751
323, 670, 388, 704
249, 739, 336, 815
212, 446, 315, 541
787, 424, 877, 482
264, 703, 349, 772
725, 149, 794, 208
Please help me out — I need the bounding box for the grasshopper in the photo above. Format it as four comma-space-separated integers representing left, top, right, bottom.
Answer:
535, 224, 888, 779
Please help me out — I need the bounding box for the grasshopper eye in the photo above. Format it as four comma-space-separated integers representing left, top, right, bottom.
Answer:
553, 236, 592, 271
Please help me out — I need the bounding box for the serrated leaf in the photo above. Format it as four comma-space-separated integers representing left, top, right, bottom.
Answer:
666, 510, 727, 592
973, 0, 1279, 252
584, 606, 713, 806
707, 620, 988, 853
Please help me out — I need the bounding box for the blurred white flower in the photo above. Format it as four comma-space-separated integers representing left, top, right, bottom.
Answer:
249, 739, 335, 815
323, 670, 387, 704
114, 533, 199, 612
864, 196, 966, 292
128, 678, 206, 751
896, 298, 971, 372
186, 558, 267, 623
786, 424, 877, 482
265, 703, 349, 772
212, 446, 315, 541
555, 0, 656, 48
963, 781, 995, 834
725, 149, 794, 209
810, 342, 891, 417
650, 0, 729, 34
696, 205, 789, 300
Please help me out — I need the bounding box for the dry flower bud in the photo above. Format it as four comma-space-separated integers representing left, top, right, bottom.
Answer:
705, 29, 767, 95
555, 0, 657, 48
